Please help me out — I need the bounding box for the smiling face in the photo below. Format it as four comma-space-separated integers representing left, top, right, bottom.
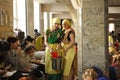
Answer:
51, 17, 61, 31
62, 23, 69, 30
62, 19, 71, 30
55, 23, 60, 28
51, 23, 60, 31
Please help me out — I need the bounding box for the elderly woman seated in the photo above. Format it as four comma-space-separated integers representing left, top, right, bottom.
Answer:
18, 44, 45, 74
30, 51, 45, 64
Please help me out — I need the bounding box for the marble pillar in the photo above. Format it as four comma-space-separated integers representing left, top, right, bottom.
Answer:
75, 0, 109, 79
26, 0, 34, 37
39, 4, 44, 35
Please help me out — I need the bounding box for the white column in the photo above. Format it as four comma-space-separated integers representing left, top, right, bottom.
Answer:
26, 0, 34, 37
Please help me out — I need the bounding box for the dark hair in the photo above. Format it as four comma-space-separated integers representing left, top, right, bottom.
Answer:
34, 29, 38, 32
21, 36, 34, 49
0, 41, 10, 62
91, 66, 103, 78
7, 36, 18, 45
25, 35, 34, 42
24, 45, 35, 53
0, 41, 10, 52
29, 68, 43, 78
18, 31, 25, 43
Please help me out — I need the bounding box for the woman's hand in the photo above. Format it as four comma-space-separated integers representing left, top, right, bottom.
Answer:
49, 48, 53, 53
63, 48, 68, 56
22, 67, 30, 72
56, 44, 62, 50
5, 65, 11, 71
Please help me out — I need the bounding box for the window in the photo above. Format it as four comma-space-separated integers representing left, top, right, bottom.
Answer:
34, 1, 40, 32
44, 12, 48, 32
13, 0, 26, 35
109, 23, 115, 32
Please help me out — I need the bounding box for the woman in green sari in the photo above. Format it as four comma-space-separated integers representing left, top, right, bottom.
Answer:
44, 17, 64, 80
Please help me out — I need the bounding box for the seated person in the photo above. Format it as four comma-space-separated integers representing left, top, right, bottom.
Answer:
0, 40, 23, 80
0, 41, 11, 79
30, 51, 45, 64
19, 68, 44, 80
3, 36, 20, 70
91, 66, 110, 80
18, 44, 36, 72
82, 68, 97, 80
82, 66, 110, 80
35, 35, 45, 51
21, 35, 35, 50
29, 50, 45, 74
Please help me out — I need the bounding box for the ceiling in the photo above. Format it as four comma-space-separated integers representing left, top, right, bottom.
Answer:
35, 0, 120, 7
34, 0, 70, 4
34, 0, 120, 23
109, 0, 120, 7
108, 0, 120, 23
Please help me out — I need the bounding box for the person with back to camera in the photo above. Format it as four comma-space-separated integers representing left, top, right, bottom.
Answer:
44, 17, 64, 80
61, 19, 78, 80
0, 41, 11, 80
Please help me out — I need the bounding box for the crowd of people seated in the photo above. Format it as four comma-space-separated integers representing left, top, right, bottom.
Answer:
0, 29, 46, 80
0, 17, 78, 80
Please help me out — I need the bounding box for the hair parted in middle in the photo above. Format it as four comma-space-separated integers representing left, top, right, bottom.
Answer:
52, 17, 60, 24
62, 19, 71, 27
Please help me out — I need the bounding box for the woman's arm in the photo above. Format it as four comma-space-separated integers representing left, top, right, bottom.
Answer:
44, 34, 52, 52
65, 32, 75, 54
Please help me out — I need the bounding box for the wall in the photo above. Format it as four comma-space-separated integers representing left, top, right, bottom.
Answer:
0, 0, 13, 39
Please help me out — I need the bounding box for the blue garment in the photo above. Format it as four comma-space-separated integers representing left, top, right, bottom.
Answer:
98, 76, 110, 80
92, 66, 110, 80
92, 66, 103, 78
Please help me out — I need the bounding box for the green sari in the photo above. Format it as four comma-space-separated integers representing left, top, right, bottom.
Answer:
46, 28, 64, 44
45, 28, 64, 80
